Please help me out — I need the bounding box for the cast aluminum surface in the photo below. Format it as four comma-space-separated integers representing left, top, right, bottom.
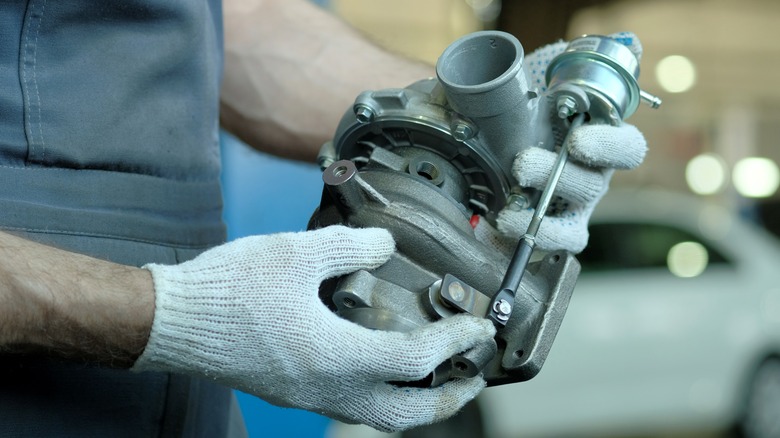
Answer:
310, 31, 586, 386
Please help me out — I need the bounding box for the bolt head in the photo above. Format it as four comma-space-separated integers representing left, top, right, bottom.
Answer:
496, 299, 512, 316
355, 105, 375, 123
506, 194, 529, 211
452, 124, 473, 142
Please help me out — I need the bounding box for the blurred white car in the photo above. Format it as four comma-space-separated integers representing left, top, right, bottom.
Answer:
329, 189, 780, 438
479, 189, 780, 438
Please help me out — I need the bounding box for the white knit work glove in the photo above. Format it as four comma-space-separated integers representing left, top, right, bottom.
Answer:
491, 32, 648, 253
132, 225, 496, 432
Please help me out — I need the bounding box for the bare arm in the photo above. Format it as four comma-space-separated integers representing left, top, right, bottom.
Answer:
220, 0, 433, 162
0, 231, 155, 367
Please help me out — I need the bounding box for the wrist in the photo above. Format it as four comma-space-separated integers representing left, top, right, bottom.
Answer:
0, 232, 156, 367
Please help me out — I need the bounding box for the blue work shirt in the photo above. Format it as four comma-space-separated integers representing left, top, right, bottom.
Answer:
0, 1, 240, 436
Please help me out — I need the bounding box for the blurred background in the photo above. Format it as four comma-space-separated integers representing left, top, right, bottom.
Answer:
221, 0, 780, 436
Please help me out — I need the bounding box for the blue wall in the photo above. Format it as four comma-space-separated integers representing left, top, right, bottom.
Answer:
220, 131, 332, 438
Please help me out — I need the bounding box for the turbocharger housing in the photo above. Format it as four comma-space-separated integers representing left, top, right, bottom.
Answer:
310, 31, 580, 386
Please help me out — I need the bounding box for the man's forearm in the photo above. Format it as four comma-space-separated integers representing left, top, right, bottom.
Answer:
0, 231, 155, 367
220, 0, 433, 162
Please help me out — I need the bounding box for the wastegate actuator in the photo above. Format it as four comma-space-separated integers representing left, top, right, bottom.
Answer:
309, 31, 659, 386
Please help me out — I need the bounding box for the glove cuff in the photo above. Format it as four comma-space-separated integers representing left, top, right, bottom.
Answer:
131, 262, 231, 375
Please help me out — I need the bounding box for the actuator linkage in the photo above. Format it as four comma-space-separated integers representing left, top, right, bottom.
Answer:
485, 35, 662, 326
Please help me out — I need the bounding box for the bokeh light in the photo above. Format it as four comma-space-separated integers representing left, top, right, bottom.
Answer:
655, 55, 696, 93
667, 241, 709, 278
732, 157, 780, 198
686, 153, 727, 195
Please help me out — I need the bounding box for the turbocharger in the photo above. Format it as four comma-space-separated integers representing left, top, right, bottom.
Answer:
309, 31, 655, 386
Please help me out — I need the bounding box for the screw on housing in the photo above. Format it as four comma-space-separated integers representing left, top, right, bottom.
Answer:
452, 123, 475, 142
354, 105, 375, 123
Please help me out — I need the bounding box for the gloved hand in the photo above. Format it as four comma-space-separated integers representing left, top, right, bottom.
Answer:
132, 225, 496, 432
487, 32, 648, 254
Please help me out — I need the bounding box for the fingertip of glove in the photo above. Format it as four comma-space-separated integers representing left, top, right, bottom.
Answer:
322, 225, 395, 249
352, 227, 397, 264
360, 227, 396, 256
610, 124, 648, 169
568, 123, 647, 170
370, 227, 396, 245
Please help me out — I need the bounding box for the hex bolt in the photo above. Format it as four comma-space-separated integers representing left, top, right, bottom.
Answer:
452, 123, 474, 142
556, 96, 578, 119
505, 193, 529, 211
354, 105, 375, 123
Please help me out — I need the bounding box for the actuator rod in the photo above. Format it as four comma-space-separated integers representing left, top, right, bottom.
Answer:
487, 113, 586, 326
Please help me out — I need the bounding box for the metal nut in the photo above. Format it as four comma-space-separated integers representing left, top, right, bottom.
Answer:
354, 105, 375, 123
556, 96, 578, 119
